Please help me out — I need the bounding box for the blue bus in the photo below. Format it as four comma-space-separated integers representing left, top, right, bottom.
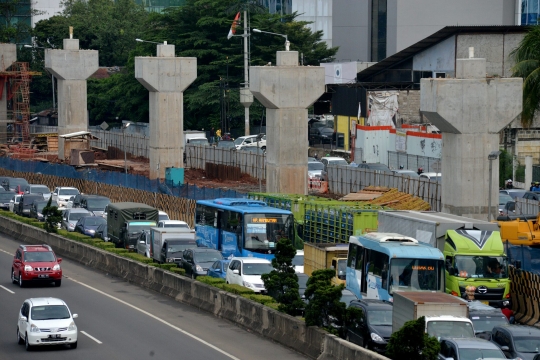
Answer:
346, 232, 445, 301
195, 198, 294, 260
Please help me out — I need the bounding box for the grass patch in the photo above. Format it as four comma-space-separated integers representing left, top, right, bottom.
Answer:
197, 276, 226, 286
170, 267, 186, 275
95, 242, 115, 249
122, 252, 154, 264
107, 248, 129, 254
244, 294, 275, 305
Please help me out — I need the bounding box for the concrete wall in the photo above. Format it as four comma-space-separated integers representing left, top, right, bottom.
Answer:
397, 90, 421, 124
331, 0, 370, 62
387, 0, 515, 56
413, 35, 456, 76
516, 129, 540, 164
407, 132, 442, 158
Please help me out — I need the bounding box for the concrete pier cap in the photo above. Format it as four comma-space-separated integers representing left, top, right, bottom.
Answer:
44, 38, 99, 160
250, 51, 325, 195
420, 55, 523, 219
135, 44, 197, 180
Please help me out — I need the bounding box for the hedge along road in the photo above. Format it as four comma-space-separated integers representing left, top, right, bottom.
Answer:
0, 232, 309, 360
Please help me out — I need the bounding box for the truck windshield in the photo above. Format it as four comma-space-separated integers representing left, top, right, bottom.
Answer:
244, 214, 293, 252
389, 258, 444, 293
454, 255, 508, 279
426, 320, 474, 338
167, 240, 197, 253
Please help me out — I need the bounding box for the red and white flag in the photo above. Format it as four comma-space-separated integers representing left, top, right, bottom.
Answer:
227, 12, 241, 40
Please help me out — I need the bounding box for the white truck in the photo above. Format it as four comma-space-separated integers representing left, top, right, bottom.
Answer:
184, 130, 209, 146
393, 291, 475, 339
150, 228, 197, 265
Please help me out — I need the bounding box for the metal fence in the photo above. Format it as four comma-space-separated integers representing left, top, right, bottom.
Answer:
185, 144, 266, 180
514, 197, 540, 215
326, 165, 441, 210
0, 157, 243, 200
388, 151, 441, 172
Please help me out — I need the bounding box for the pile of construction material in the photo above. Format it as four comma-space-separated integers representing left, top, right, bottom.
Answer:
340, 186, 431, 211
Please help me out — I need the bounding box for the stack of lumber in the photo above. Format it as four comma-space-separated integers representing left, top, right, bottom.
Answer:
340, 186, 431, 210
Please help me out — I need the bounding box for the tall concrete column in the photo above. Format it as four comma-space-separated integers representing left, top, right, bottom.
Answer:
45, 39, 98, 160
421, 56, 522, 220
250, 51, 324, 195
525, 156, 533, 188
0, 44, 16, 143
135, 45, 196, 180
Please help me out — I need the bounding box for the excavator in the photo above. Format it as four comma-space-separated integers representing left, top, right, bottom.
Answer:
497, 213, 540, 246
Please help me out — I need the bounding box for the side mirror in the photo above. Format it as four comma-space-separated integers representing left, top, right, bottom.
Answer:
57, 258, 62, 263
500, 346, 509, 352
20, 316, 27, 322
72, 314, 78, 319
14, 259, 21, 264
233, 269, 239, 275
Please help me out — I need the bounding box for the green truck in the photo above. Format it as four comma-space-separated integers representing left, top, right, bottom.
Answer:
378, 211, 510, 307
107, 202, 159, 250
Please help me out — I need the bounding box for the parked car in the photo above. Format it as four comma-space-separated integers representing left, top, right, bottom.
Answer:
0, 176, 12, 190
157, 220, 190, 229
320, 157, 349, 181
23, 184, 51, 201
158, 210, 170, 221
30, 200, 59, 221
499, 193, 514, 215
9, 194, 21, 212
182, 248, 224, 279
136, 230, 151, 258
0, 190, 15, 210
17, 194, 44, 217
308, 161, 325, 182
419, 172, 442, 182
439, 337, 507, 360
226, 257, 273, 293
501, 201, 515, 216
11, 244, 63, 287
216, 140, 236, 149
7, 177, 29, 192
499, 189, 526, 199
311, 127, 335, 144
207, 259, 231, 279
17, 297, 78, 350
466, 301, 508, 340
234, 134, 266, 150
62, 208, 92, 232
79, 195, 110, 217
293, 249, 304, 273
94, 223, 109, 241
66, 193, 85, 209
52, 187, 80, 208
491, 324, 540, 360
345, 299, 393, 354
523, 191, 540, 201
75, 216, 107, 236
356, 163, 392, 174
392, 169, 420, 178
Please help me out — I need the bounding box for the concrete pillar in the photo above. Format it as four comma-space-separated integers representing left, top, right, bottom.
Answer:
45, 39, 98, 160
250, 51, 324, 194
525, 156, 533, 188
135, 44, 196, 180
420, 56, 522, 220
0, 44, 16, 143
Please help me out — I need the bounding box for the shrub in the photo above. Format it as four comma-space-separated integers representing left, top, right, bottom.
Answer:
220, 283, 255, 295
42, 198, 62, 233
266, 303, 280, 311
122, 253, 154, 264
197, 276, 226, 286
96, 242, 115, 249
245, 294, 275, 305
386, 316, 440, 360
153, 263, 178, 271
170, 267, 186, 275
108, 248, 129, 254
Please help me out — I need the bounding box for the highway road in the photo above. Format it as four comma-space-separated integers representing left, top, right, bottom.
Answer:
0, 232, 309, 360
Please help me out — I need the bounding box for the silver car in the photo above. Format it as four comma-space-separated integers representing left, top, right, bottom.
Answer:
136, 230, 151, 258
308, 161, 324, 181
62, 208, 92, 232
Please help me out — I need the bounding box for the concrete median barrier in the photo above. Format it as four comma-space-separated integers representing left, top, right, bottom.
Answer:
0, 215, 390, 360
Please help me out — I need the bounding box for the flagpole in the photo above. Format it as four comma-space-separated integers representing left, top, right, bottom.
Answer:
243, 10, 251, 136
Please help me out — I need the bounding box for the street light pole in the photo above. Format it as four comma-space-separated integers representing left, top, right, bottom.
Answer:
122, 122, 131, 185
252, 28, 290, 51
488, 150, 501, 221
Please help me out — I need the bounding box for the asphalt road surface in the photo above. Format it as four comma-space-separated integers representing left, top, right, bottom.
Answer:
0, 232, 309, 360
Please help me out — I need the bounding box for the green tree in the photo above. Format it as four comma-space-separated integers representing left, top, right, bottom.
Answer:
386, 316, 440, 360
499, 149, 513, 188
261, 238, 304, 316
303, 269, 345, 334
42, 197, 62, 233
0, 0, 42, 43
511, 26, 540, 127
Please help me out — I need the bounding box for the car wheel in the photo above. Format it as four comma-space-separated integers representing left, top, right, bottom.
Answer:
17, 328, 23, 345
25, 333, 31, 351
55, 280, 62, 287
261, 146, 266, 151
71, 341, 77, 349
363, 337, 369, 349
19, 274, 25, 288
11, 269, 17, 284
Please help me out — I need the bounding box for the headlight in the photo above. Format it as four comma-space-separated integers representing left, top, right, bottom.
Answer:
87, 229, 95, 234
243, 281, 253, 288
68, 321, 77, 331
167, 258, 173, 263
68, 224, 74, 229
371, 333, 384, 342
53, 264, 61, 271
30, 324, 40, 333
24, 265, 33, 271
195, 265, 203, 272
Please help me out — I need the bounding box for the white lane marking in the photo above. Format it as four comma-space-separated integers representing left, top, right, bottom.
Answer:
0, 285, 14, 294
65, 276, 240, 360
0, 248, 12, 256
80, 331, 102, 344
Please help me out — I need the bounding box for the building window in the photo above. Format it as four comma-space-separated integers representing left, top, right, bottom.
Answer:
371, 0, 387, 62
522, 0, 540, 25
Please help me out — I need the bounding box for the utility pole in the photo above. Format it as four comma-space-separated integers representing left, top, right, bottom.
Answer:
240, 10, 253, 136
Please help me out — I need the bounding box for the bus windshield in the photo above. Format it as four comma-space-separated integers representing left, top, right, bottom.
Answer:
389, 258, 444, 294
454, 255, 508, 279
244, 214, 293, 252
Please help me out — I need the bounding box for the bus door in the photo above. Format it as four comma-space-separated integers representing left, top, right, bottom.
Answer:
219, 210, 241, 258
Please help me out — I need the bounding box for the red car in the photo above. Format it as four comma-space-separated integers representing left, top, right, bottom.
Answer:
11, 244, 63, 287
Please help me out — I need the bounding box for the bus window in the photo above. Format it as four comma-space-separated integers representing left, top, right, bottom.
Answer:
389, 258, 444, 293
244, 214, 293, 253
347, 244, 357, 268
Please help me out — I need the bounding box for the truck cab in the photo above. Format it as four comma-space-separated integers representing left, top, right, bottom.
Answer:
443, 229, 510, 307
121, 220, 157, 250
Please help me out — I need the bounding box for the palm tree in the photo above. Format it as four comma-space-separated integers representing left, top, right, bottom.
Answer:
511, 26, 540, 128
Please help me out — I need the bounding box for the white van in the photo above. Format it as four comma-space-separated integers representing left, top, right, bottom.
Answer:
234, 135, 266, 150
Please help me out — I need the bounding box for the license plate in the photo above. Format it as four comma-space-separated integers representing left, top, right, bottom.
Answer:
48, 334, 61, 338
38, 274, 49, 278
481, 301, 489, 305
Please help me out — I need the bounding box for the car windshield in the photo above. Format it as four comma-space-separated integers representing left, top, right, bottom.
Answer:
167, 240, 197, 253
83, 217, 106, 226
30, 186, 49, 195
31, 305, 71, 320
59, 188, 79, 196
164, 223, 189, 228
367, 310, 393, 326
426, 321, 474, 338
454, 255, 508, 279
457, 348, 505, 360
389, 258, 445, 293
68, 212, 90, 221
0, 192, 14, 200
470, 315, 508, 333
86, 199, 110, 210
243, 263, 274, 275
328, 159, 348, 166
514, 337, 540, 352
234, 137, 248, 146
24, 251, 56, 262
292, 254, 304, 266
128, 222, 157, 233
507, 190, 526, 199
499, 193, 513, 205
194, 251, 223, 262
308, 162, 324, 171
9, 178, 28, 188
36, 202, 58, 212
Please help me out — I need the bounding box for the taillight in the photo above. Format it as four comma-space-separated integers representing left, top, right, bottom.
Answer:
451, 291, 459, 296
506, 293, 510, 299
